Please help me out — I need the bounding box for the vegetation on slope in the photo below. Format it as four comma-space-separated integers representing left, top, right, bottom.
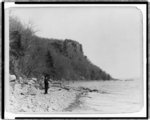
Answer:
9, 16, 112, 81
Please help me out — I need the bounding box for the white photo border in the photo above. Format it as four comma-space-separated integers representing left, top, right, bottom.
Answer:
3, 2, 148, 119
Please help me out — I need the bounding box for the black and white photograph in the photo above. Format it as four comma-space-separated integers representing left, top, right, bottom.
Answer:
3, 2, 147, 119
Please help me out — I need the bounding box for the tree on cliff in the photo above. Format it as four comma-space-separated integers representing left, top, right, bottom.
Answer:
45, 51, 56, 79
9, 16, 36, 78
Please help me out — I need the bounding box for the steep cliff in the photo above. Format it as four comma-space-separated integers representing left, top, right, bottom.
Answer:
9, 16, 112, 80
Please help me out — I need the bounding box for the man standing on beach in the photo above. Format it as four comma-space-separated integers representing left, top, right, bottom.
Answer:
44, 74, 49, 94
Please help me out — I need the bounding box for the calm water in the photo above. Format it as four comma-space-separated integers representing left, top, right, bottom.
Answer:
68, 79, 143, 113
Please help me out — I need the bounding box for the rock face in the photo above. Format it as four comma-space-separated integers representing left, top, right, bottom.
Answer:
63, 39, 83, 58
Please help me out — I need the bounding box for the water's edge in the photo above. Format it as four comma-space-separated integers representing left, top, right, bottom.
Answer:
63, 92, 83, 111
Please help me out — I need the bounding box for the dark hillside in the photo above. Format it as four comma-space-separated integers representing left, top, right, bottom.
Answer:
9, 16, 112, 80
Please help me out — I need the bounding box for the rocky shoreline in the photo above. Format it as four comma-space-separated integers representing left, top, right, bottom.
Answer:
9, 76, 101, 113
9, 81, 78, 113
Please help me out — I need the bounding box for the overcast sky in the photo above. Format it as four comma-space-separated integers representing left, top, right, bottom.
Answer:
10, 6, 143, 79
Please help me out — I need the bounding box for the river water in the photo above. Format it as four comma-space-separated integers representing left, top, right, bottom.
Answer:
67, 79, 143, 113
